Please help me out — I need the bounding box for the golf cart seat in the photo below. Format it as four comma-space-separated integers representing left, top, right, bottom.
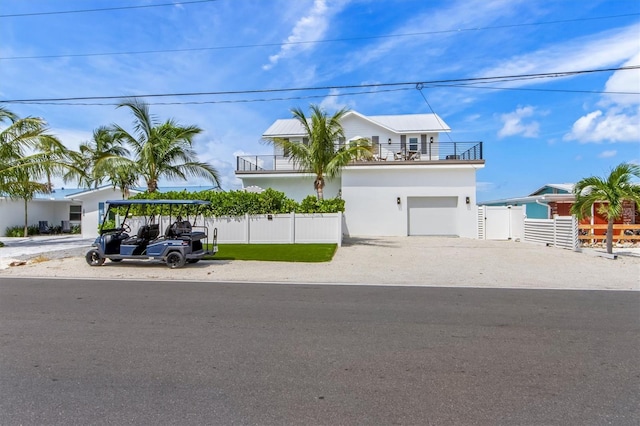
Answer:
165, 220, 192, 238
123, 225, 152, 246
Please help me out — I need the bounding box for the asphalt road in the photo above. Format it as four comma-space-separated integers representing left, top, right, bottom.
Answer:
1, 278, 638, 426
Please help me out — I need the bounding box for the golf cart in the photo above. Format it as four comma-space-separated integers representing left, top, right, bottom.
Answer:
86, 199, 217, 269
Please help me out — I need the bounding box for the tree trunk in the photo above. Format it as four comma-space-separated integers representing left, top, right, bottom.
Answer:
147, 179, 157, 193
606, 218, 614, 254
315, 176, 324, 200
23, 198, 28, 237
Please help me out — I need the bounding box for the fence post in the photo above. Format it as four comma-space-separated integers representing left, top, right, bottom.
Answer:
245, 213, 250, 244
290, 211, 295, 244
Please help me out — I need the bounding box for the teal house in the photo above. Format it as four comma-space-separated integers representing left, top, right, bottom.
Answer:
479, 184, 575, 219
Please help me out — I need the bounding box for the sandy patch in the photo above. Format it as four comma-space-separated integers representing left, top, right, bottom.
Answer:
1, 237, 638, 291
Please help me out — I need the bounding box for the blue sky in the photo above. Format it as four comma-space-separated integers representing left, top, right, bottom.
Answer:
1, 0, 638, 201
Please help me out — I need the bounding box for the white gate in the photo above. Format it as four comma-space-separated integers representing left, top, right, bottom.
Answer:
478, 206, 525, 240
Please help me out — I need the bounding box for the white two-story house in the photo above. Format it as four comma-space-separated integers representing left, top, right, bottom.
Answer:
236, 110, 485, 238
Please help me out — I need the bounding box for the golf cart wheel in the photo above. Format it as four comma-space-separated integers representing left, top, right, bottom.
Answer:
85, 250, 105, 266
186, 259, 200, 264
166, 251, 186, 269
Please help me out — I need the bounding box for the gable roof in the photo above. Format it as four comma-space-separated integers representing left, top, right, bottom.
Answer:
262, 111, 450, 138
529, 183, 574, 196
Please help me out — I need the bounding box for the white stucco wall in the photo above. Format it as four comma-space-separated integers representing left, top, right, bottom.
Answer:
341, 164, 480, 238
69, 188, 128, 239
239, 174, 342, 202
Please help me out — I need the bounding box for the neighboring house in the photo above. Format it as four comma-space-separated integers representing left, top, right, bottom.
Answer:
0, 185, 217, 239
0, 188, 85, 236
236, 110, 485, 238
480, 183, 638, 227
479, 184, 575, 219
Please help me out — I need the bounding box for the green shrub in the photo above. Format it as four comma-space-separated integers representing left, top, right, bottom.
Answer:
100, 219, 116, 232
71, 225, 81, 234
0, 241, 4, 247
129, 188, 340, 216
5, 225, 39, 237
296, 196, 345, 213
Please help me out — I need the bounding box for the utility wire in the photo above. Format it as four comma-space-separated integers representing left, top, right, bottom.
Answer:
2, 65, 638, 105
0, 0, 218, 18
416, 84, 453, 142
431, 82, 640, 95
13, 88, 415, 106
2, 12, 638, 60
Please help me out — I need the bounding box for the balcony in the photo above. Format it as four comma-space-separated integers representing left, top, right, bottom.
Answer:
236, 141, 483, 172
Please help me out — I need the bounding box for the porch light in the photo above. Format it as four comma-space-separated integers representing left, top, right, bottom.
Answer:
465, 196, 470, 204
397, 197, 401, 205
388, 138, 392, 144
430, 137, 434, 143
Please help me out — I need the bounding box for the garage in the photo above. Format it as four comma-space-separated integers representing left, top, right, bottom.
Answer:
408, 196, 459, 236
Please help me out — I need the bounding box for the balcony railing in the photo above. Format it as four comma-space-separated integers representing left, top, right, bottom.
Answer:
236, 141, 483, 172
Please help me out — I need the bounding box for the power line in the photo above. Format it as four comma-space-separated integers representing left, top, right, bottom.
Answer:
13, 88, 415, 106
431, 82, 640, 95
1, 65, 637, 105
2, 12, 638, 61
0, 0, 218, 18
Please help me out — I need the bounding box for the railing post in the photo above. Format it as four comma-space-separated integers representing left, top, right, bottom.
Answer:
480, 142, 483, 160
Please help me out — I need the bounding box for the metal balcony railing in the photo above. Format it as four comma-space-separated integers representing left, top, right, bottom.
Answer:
236, 141, 483, 172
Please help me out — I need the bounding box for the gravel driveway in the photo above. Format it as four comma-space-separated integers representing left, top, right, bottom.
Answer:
1, 236, 638, 290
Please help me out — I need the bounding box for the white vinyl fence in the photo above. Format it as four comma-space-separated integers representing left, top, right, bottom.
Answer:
523, 216, 579, 251
128, 212, 342, 245
478, 206, 525, 240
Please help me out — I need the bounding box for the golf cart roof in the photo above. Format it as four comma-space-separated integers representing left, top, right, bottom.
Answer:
105, 199, 210, 207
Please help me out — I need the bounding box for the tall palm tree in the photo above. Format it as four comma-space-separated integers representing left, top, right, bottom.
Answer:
34, 134, 69, 192
67, 126, 132, 189
112, 99, 220, 193
0, 107, 48, 188
571, 163, 640, 254
0, 107, 64, 236
267, 104, 372, 200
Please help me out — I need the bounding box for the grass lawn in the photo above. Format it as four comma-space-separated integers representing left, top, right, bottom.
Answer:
205, 243, 337, 262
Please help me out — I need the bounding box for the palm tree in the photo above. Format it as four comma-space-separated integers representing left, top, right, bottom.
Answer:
571, 163, 640, 254
267, 104, 372, 200
67, 126, 132, 189
34, 134, 69, 192
0, 107, 62, 236
112, 99, 220, 193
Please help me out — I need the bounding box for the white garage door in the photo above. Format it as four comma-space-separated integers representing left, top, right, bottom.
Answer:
408, 196, 459, 236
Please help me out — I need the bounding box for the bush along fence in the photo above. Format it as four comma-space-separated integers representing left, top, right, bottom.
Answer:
122, 189, 344, 245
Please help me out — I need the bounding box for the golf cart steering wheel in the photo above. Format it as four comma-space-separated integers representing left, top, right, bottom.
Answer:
120, 223, 131, 233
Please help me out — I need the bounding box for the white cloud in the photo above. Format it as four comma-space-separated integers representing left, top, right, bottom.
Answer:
479, 23, 640, 84
598, 150, 617, 158
262, 0, 347, 70
319, 89, 353, 111
563, 49, 640, 144
564, 108, 640, 143
497, 106, 540, 138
